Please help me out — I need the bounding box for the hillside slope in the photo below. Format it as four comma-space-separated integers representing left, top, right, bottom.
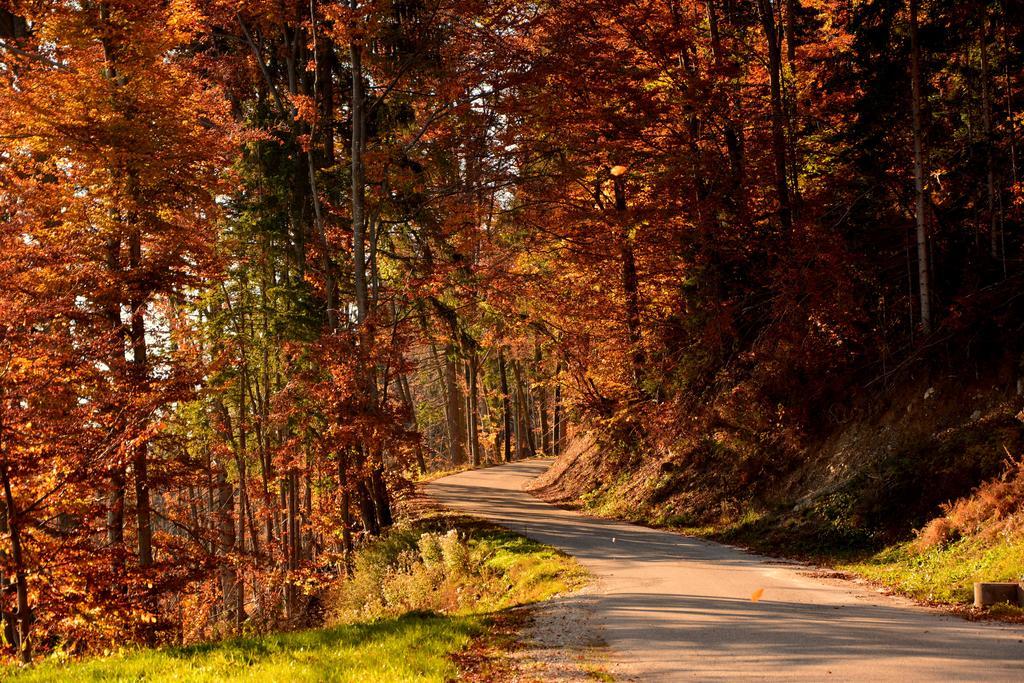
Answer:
530, 370, 1024, 610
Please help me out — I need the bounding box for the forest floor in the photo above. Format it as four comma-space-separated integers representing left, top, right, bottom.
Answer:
6, 505, 588, 682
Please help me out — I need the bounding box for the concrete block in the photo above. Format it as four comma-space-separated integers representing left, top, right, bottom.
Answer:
973, 582, 1022, 608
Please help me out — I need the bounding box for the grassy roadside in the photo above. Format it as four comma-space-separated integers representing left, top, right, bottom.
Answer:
705, 513, 1024, 619
839, 536, 1024, 613
6, 510, 587, 682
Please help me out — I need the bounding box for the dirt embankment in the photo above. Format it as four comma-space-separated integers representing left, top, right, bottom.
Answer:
530, 371, 1024, 553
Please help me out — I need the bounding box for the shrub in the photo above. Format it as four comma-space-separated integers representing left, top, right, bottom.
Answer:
324, 518, 586, 626
418, 532, 444, 567
439, 530, 471, 576
328, 528, 478, 621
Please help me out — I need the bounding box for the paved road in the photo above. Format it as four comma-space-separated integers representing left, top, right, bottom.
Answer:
426, 460, 1024, 681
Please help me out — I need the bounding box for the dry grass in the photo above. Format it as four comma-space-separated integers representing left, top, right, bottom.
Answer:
915, 452, 1024, 552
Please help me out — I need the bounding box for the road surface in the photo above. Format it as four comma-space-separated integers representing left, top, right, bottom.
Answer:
426, 460, 1024, 681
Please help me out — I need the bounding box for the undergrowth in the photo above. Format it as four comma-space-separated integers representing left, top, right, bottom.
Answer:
329, 511, 588, 620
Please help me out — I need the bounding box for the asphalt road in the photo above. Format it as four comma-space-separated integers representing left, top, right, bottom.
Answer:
425, 459, 1024, 681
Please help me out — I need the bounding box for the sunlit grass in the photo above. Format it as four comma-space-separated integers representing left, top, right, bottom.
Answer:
840, 536, 1024, 604
474, 528, 588, 610
8, 613, 479, 682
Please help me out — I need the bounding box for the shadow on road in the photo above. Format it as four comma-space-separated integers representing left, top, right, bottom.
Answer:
427, 460, 1024, 680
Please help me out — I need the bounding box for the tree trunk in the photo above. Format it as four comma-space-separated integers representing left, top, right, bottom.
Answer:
107, 470, 125, 547
444, 345, 468, 466
463, 360, 476, 466
215, 461, 240, 628
910, 0, 932, 333
337, 452, 354, 575
512, 361, 536, 457
356, 477, 380, 536
707, 0, 745, 197
756, 0, 794, 234
784, 0, 801, 209
553, 361, 564, 456
427, 339, 453, 460
103, 238, 125, 547
128, 231, 153, 568
499, 350, 512, 462
350, 17, 368, 324
467, 351, 482, 466
0, 464, 31, 663
980, 14, 1002, 271
398, 375, 427, 474
613, 175, 644, 389
283, 474, 297, 620
535, 341, 551, 456
1001, 8, 1018, 187
370, 464, 392, 528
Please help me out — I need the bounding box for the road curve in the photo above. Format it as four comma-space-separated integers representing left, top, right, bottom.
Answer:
426, 459, 1024, 681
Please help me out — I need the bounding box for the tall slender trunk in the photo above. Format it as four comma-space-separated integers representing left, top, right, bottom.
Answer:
398, 375, 426, 474
613, 175, 644, 389
707, 0, 745, 197
756, 0, 794, 234
980, 15, 1002, 272
535, 341, 551, 455
444, 345, 467, 466
350, 15, 368, 324
128, 231, 153, 568
499, 351, 512, 462
283, 474, 297, 620
303, 465, 313, 561
426, 339, 453, 459
467, 351, 481, 466
337, 452, 353, 575
215, 462, 240, 628
463, 360, 475, 466
1001, 5, 1018, 187
0, 462, 31, 663
236, 370, 256, 555
910, 0, 932, 332
107, 469, 125, 547
512, 361, 536, 457
347, 8, 392, 535
100, 30, 125, 549
784, 0, 801, 210
553, 362, 564, 456
355, 476, 380, 535
291, 472, 301, 574
370, 462, 392, 528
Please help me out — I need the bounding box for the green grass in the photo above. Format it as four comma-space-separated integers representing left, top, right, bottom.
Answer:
7, 512, 587, 681
9, 613, 480, 682
840, 535, 1024, 604
473, 527, 588, 609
